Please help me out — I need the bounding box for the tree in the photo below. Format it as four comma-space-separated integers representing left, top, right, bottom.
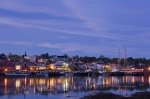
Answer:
40, 53, 49, 59
80, 56, 97, 63
8, 54, 22, 62
98, 55, 111, 64
0, 53, 7, 60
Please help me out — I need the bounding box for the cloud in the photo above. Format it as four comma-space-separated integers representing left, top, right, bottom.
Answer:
0, 0, 150, 57
0, 41, 107, 55
0, 0, 147, 42
0, 1, 69, 17
37, 42, 100, 53
0, 41, 32, 47
0, 17, 125, 41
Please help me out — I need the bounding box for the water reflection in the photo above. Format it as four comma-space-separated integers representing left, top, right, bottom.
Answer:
0, 76, 150, 97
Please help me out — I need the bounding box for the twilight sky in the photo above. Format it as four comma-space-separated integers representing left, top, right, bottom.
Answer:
0, 0, 150, 57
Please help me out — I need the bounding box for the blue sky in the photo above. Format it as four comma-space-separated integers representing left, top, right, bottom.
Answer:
0, 0, 150, 57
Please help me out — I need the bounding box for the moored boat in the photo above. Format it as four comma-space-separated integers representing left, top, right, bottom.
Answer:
48, 71, 66, 76
5, 72, 30, 77
35, 72, 49, 77
74, 71, 99, 76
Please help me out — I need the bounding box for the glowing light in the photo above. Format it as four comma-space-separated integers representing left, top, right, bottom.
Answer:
132, 76, 135, 83
142, 76, 144, 83
39, 67, 46, 70
30, 79, 34, 86
63, 78, 69, 91
16, 79, 21, 88
49, 64, 55, 70
49, 78, 54, 87
149, 76, 150, 85
39, 79, 45, 85
16, 65, 21, 70
63, 63, 69, 67
24, 78, 27, 85
4, 78, 7, 87
131, 68, 135, 70
4, 69, 8, 72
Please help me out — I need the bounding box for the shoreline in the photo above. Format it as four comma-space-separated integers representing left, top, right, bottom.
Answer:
81, 92, 150, 99
0, 71, 146, 77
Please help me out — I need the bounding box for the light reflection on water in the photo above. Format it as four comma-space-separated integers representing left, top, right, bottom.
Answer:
0, 76, 150, 99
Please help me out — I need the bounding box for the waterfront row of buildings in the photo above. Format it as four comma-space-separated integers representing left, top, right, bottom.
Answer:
0, 52, 149, 75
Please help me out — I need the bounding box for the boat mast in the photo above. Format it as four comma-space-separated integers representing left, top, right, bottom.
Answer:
124, 46, 127, 67
118, 49, 121, 65
118, 49, 121, 70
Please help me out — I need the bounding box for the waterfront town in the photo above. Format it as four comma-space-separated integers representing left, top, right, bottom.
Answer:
1, 0, 150, 98
0, 52, 150, 77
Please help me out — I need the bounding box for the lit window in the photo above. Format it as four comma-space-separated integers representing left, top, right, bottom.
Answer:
16, 65, 21, 70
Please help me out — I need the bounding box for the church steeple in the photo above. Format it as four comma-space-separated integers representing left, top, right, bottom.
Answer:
25, 51, 27, 56
23, 51, 29, 60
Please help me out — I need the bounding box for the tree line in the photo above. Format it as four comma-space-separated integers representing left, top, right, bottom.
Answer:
0, 53, 150, 67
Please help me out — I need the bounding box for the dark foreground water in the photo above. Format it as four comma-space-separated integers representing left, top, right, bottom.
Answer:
0, 76, 150, 99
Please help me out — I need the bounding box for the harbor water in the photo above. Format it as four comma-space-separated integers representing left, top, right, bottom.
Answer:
0, 76, 150, 99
